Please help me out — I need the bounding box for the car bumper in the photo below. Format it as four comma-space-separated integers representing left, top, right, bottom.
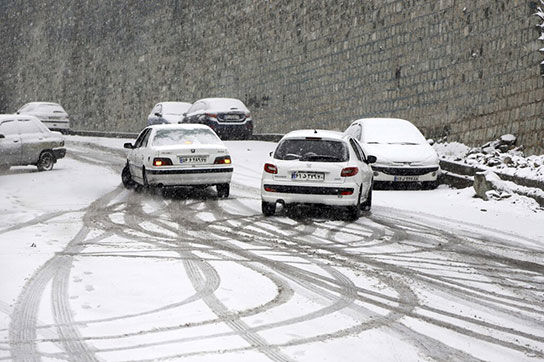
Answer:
371, 166, 439, 182
43, 121, 71, 130
261, 181, 360, 206
147, 166, 233, 186
53, 148, 66, 160
208, 121, 253, 138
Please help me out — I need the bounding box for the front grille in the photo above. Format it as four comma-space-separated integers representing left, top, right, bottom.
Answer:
263, 184, 353, 195
371, 166, 438, 176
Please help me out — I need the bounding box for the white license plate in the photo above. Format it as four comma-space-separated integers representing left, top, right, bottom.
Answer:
291, 171, 325, 181
179, 156, 207, 164
394, 176, 420, 181
224, 114, 240, 120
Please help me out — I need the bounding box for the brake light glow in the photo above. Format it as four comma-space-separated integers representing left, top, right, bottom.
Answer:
153, 158, 173, 166
214, 156, 232, 164
341, 167, 359, 177
340, 190, 354, 196
264, 163, 278, 174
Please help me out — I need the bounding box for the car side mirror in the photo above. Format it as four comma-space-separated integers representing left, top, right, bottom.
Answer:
124, 142, 134, 149
427, 139, 435, 146
0, 134, 4, 139
269, 151, 273, 157
154, 112, 162, 117
366, 155, 377, 164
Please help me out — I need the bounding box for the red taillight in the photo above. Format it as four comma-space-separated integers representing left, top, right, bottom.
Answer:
153, 158, 173, 166
264, 163, 278, 174
341, 167, 359, 177
264, 186, 276, 192
205, 113, 217, 118
214, 156, 232, 164
340, 190, 354, 196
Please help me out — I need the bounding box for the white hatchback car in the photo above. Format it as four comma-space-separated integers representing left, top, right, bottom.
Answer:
261, 130, 376, 220
345, 118, 440, 189
122, 124, 233, 197
17, 102, 71, 133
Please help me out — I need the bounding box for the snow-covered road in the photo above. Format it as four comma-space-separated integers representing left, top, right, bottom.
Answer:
0, 137, 543, 361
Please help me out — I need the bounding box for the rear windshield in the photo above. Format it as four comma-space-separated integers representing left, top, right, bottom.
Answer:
274, 139, 349, 162
152, 128, 222, 146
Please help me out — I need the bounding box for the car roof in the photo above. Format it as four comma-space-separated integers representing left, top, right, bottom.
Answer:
282, 129, 348, 141
21, 102, 61, 106
194, 98, 249, 112
0, 114, 40, 121
147, 123, 212, 130
352, 117, 414, 126
159, 101, 192, 106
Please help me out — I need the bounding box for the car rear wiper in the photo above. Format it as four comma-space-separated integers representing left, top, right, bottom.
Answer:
283, 153, 301, 160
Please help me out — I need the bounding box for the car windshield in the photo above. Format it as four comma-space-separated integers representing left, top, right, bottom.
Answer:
152, 128, 222, 146
361, 120, 426, 145
162, 103, 190, 115
274, 139, 349, 162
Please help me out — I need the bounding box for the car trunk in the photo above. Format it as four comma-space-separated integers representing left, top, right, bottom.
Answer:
154, 145, 227, 167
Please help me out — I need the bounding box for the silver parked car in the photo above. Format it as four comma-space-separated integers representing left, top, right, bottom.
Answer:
147, 101, 192, 126
17, 102, 71, 133
0, 115, 66, 172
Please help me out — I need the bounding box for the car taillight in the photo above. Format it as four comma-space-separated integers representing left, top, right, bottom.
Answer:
341, 167, 358, 177
340, 190, 354, 196
205, 113, 217, 118
264, 163, 277, 174
214, 156, 231, 164
153, 158, 173, 166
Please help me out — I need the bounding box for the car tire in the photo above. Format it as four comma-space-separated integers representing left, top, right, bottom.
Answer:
217, 183, 230, 198
360, 184, 373, 211
37, 151, 55, 171
346, 187, 362, 221
121, 163, 135, 189
262, 201, 276, 216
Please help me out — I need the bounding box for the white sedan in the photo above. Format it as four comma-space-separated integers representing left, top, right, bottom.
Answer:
345, 118, 440, 189
261, 130, 376, 220
122, 124, 233, 197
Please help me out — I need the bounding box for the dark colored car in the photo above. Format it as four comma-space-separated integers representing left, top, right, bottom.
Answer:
182, 98, 253, 140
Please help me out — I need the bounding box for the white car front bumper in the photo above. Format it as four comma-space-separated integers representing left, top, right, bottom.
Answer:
371, 165, 439, 182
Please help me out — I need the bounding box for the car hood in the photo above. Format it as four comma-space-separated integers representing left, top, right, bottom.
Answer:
362, 143, 438, 166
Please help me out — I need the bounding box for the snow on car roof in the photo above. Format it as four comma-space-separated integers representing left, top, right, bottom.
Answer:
0, 114, 41, 121
198, 98, 249, 112
148, 123, 212, 130
160, 102, 192, 114
283, 129, 347, 141
354, 117, 427, 144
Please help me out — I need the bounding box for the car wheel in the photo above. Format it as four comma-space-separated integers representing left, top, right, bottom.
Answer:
262, 201, 276, 216
217, 183, 230, 198
346, 187, 362, 221
37, 151, 55, 171
121, 163, 135, 189
360, 184, 372, 211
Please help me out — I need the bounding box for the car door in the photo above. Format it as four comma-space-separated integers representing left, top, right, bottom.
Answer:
129, 128, 152, 182
352, 138, 373, 189
0, 119, 22, 166
18, 118, 46, 164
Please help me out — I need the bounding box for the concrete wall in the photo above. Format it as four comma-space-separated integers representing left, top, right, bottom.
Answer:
1, 0, 543, 154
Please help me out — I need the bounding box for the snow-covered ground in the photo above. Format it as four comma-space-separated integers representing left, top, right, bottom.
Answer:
0, 136, 543, 361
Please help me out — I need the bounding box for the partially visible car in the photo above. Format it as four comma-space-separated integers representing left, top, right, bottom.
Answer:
122, 124, 233, 197
17, 102, 71, 133
260, 129, 375, 220
182, 98, 253, 140
147, 101, 192, 125
0, 114, 66, 172
345, 118, 440, 189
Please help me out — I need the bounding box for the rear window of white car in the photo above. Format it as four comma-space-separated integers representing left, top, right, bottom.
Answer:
274, 139, 349, 162
152, 128, 222, 146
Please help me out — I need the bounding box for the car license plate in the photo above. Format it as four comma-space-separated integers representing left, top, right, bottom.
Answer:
394, 176, 420, 181
224, 114, 240, 120
291, 171, 325, 181
179, 156, 207, 164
